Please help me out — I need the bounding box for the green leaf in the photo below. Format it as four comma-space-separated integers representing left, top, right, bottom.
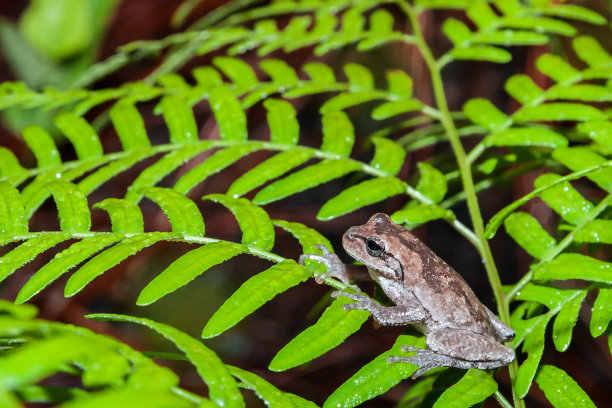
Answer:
391, 204, 455, 227
577, 121, 612, 148
209, 85, 247, 141
54, 112, 103, 159
371, 100, 423, 120
369, 137, 406, 176
227, 150, 315, 197
319, 91, 384, 114
536, 54, 580, 83
515, 317, 547, 398
514, 103, 606, 122
534, 253, 612, 284
0, 148, 26, 179
504, 212, 555, 259
553, 147, 612, 192
463, 98, 508, 131
203, 194, 273, 250
0, 234, 69, 283
272, 220, 332, 254
109, 101, 151, 150
0, 334, 100, 389
253, 159, 361, 205
269, 295, 369, 371
574, 220, 612, 244
466, 2, 496, 28
502, 17, 576, 37
16, 234, 122, 304
125, 144, 212, 202
214, 56, 258, 88
505, 75, 544, 105
303, 62, 335, 84
386, 70, 413, 98
450, 46, 511, 63
318, 177, 405, 220
229, 365, 317, 408
552, 291, 586, 352
202, 260, 309, 338
141, 187, 205, 237
323, 335, 423, 408
47, 181, 90, 233
515, 284, 579, 311
321, 111, 355, 157
260, 59, 299, 85
535, 365, 596, 408
155, 95, 198, 143
264, 99, 299, 145
137, 242, 244, 305
65, 233, 173, 297
192, 66, 222, 89
534, 173, 593, 225
416, 163, 447, 203
272, 219, 332, 276
344, 63, 373, 91
77, 151, 150, 196
590, 288, 612, 337
484, 127, 567, 148
573, 36, 612, 68
88, 314, 244, 408
93, 198, 144, 234
432, 369, 497, 408
13, 385, 86, 403
0, 181, 27, 234
60, 389, 192, 408
22, 126, 61, 167
475, 30, 547, 46
546, 84, 612, 102
173, 144, 260, 195
81, 350, 130, 387
442, 18, 471, 44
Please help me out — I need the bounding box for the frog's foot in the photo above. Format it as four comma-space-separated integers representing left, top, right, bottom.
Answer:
330, 291, 372, 310
300, 245, 356, 288
387, 346, 449, 379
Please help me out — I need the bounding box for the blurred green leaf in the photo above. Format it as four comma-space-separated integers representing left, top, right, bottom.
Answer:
416, 163, 447, 203
484, 128, 567, 148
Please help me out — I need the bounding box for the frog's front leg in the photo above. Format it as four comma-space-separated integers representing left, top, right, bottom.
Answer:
331, 291, 427, 326
299, 244, 368, 286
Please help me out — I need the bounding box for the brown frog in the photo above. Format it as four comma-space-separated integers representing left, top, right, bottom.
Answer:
301, 213, 515, 378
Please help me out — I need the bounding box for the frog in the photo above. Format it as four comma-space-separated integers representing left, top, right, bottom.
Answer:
300, 213, 515, 378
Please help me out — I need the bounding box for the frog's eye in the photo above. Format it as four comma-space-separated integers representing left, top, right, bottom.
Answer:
366, 237, 385, 257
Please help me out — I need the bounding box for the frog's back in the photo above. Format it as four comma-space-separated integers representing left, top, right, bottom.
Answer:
395, 228, 495, 335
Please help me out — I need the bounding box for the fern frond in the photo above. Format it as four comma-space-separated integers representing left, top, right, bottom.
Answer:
0, 301, 204, 406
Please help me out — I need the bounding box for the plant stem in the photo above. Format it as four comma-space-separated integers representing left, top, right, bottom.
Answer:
399, 2, 522, 406
494, 390, 514, 408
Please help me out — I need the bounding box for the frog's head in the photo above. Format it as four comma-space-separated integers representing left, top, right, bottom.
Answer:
342, 213, 411, 286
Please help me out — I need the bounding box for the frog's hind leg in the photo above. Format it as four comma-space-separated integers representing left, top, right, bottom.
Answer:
387, 328, 515, 378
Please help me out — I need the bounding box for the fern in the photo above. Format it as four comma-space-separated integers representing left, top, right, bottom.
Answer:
0, 301, 315, 407
0, 0, 610, 407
